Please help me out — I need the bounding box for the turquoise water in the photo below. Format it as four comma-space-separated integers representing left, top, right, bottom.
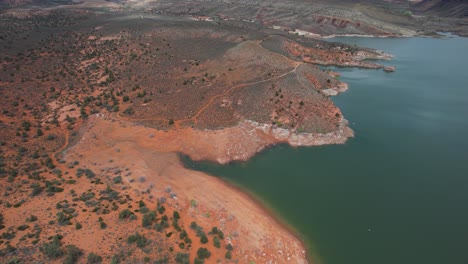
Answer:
184, 35, 468, 264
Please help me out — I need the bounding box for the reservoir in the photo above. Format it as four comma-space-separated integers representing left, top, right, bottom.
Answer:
184, 35, 468, 264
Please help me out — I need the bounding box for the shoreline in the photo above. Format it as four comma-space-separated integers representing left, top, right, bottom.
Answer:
65, 114, 318, 263
201, 168, 319, 264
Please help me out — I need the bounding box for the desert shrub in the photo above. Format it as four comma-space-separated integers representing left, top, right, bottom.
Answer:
194, 258, 204, 264
63, 244, 83, 264
173, 211, 180, 220
213, 236, 221, 248
75, 222, 82, 230
226, 244, 233, 251
196, 247, 211, 259
139, 206, 149, 214
118, 209, 134, 220
172, 219, 181, 231
76, 168, 95, 178
179, 230, 188, 239
5, 257, 21, 264
142, 211, 156, 228
175, 252, 189, 264
403, 10, 413, 16
110, 254, 121, 264
17, 224, 29, 231
26, 215, 38, 222
154, 257, 169, 264
200, 234, 208, 244
123, 107, 134, 115
157, 205, 165, 214
56, 211, 70, 226
40, 236, 63, 259
87, 252, 102, 264
127, 232, 148, 248
113, 176, 122, 184
225, 251, 232, 259
30, 183, 43, 196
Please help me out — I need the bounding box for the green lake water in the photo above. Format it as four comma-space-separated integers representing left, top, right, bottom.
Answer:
184, 35, 468, 264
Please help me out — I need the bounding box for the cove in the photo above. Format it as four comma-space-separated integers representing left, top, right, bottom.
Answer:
183, 35, 468, 264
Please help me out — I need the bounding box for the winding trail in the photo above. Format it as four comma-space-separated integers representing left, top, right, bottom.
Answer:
118, 36, 304, 128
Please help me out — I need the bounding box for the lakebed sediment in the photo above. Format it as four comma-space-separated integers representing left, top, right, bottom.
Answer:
61, 110, 354, 263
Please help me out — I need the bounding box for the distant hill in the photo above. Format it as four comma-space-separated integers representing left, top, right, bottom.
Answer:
413, 0, 468, 17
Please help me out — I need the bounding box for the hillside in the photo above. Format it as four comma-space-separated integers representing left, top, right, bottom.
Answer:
413, 0, 468, 17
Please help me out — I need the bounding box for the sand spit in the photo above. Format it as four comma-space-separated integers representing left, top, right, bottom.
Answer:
62, 112, 354, 263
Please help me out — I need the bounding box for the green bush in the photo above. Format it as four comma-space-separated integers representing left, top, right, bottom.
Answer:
118, 209, 134, 220
110, 254, 125, 264
30, 183, 43, 196
179, 230, 188, 239
113, 176, 122, 184
5, 257, 21, 264
157, 205, 165, 214
173, 211, 180, 220
142, 211, 156, 228
26, 215, 38, 222
57, 211, 70, 226
128, 232, 148, 248
225, 251, 232, 260
63, 244, 83, 264
154, 257, 169, 264
40, 236, 63, 259
139, 206, 149, 214
175, 252, 189, 264
200, 234, 208, 244
17, 224, 29, 231
213, 236, 221, 248
196, 247, 211, 259
87, 252, 102, 264
194, 258, 204, 264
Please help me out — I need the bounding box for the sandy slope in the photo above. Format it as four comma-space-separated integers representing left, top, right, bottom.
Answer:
60, 111, 353, 263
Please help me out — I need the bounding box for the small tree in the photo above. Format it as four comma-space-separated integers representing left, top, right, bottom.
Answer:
213, 237, 221, 248
173, 211, 180, 220
200, 234, 208, 244
196, 247, 211, 259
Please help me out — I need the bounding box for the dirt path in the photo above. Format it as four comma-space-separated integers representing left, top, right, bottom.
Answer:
118, 61, 302, 127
